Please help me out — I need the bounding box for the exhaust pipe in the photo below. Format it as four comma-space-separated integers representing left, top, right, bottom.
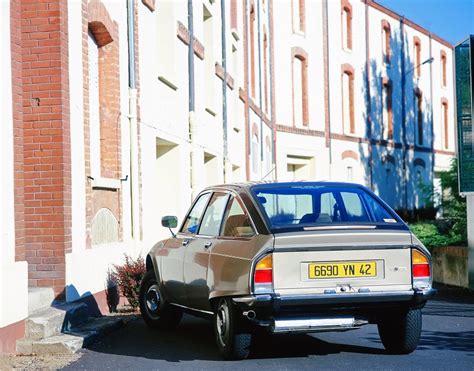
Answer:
243, 310, 256, 320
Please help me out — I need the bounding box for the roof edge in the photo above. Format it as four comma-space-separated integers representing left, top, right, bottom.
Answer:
366, 0, 453, 49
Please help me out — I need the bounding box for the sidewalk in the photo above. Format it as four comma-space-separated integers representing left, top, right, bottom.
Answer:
433, 283, 474, 304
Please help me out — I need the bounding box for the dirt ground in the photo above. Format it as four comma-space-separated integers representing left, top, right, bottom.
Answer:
0, 353, 81, 370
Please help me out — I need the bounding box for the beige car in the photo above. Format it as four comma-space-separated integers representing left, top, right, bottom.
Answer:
139, 182, 435, 360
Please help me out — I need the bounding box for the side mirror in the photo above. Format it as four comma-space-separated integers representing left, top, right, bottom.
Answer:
162, 215, 178, 229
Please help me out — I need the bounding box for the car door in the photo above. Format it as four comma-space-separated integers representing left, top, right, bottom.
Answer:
183, 192, 230, 311
160, 192, 211, 305
209, 195, 267, 298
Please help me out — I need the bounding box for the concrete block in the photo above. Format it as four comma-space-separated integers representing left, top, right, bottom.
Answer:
28, 287, 55, 315
26, 302, 88, 340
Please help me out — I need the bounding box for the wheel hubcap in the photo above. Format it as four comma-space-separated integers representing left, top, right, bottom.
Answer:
145, 284, 161, 319
216, 301, 230, 346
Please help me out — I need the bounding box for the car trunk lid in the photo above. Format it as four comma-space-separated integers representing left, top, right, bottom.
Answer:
272, 229, 413, 295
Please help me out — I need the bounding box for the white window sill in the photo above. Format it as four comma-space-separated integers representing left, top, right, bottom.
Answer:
91, 177, 121, 190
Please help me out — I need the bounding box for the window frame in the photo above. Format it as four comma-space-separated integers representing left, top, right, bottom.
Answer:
250, 184, 406, 233
179, 191, 213, 235
218, 193, 257, 240
197, 192, 231, 237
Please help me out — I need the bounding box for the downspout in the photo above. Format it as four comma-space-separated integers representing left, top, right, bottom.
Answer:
188, 0, 199, 198
220, 0, 230, 182
364, 0, 373, 189
127, 0, 139, 239
429, 33, 435, 196
245, 0, 251, 179
400, 17, 408, 212
257, 0, 264, 178
323, 0, 332, 178
268, 0, 276, 179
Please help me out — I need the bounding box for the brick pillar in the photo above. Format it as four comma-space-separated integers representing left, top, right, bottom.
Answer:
20, 0, 71, 297
11, 0, 25, 263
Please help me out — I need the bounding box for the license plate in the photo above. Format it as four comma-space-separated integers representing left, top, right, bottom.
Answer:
308, 261, 377, 279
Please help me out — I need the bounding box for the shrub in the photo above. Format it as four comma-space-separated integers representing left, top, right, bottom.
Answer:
410, 222, 466, 250
440, 158, 467, 245
112, 254, 146, 309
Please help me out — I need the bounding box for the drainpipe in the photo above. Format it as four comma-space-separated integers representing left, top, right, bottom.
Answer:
429, 33, 435, 196
245, 0, 251, 179
220, 0, 230, 182
323, 0, 332, 178
268, 0, 276, 179
364, 0, 373, 189
400, 17, 408, 212
127, 0, 139, 239
257, 0, 264, 178
188, 0, 199, 198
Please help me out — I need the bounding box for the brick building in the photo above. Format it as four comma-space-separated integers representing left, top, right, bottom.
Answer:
0, 0, 455, 352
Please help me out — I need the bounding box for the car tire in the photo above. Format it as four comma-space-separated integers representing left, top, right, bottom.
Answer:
377, 308, 422, 354
139, 270, 182, 329
214, 297, 252, 360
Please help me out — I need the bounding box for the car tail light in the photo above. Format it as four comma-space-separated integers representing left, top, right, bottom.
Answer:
412, 249, 431, 289
254, 254, 273, 293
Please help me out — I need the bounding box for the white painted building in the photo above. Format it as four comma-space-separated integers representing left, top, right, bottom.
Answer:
0, 0, 455, 353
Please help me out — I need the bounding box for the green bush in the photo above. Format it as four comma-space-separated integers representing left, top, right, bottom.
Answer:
440, 158, 467, 245
112, 254, 146, 309
409, 223, 462, 250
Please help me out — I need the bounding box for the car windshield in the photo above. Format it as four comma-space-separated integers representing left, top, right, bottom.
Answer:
252, 184, 402, 231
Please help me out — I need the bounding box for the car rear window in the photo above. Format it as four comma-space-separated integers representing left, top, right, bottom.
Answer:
252, 184, 402, 231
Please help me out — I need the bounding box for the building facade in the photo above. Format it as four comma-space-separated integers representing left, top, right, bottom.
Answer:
0, 0, 455, 352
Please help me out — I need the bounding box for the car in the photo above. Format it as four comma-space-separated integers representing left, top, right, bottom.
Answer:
139, 181, 436, 360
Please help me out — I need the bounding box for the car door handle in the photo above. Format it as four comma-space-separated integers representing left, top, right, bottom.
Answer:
182, 239, 190, 246
204, 241, 212, 249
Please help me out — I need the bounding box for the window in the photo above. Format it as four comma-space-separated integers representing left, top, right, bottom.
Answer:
203, 5, 215, 111
293, 0, 305, 33
263, 32, 269, 113
441, 51, 447, 87
199, 193, 230, 236
250, 4, 256, 98
382, 79, 393, 139
342, 66, 354, 134
292, 54, 308, 127
340, 192, 370, 222
382, 20, 391, 64
341, 1, 352, 50
221, 197, 254, 237
252, 133, 259, 173
230, 0, 237, 31
88, 17, 120, 179
252, 184, 397, 231
181, 193, 211, 234
88, 31, 100, 178
442, 100, 449, 149
415, 90, 423, 145
414, 37, 421, 78
347, 166, 353, 182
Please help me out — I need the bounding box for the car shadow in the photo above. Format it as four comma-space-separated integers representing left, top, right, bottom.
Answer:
81, 315, 388, 363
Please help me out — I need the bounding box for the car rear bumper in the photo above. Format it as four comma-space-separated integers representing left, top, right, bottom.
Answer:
232, 288, 437, 310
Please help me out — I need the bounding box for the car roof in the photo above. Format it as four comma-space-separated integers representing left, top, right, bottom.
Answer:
203, 181, 368, 193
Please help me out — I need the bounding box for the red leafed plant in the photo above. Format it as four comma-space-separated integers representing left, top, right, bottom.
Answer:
112, 254, 146, 309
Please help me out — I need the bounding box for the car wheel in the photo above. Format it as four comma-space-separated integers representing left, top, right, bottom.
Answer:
214, 297, 252, 360
139, 270, 182, 329
377, 308, 422, 354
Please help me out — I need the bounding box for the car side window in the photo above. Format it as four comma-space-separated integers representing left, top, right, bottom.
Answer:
198, 193, 230, 236
221, 197, 255, 238
181, 193, 211, 234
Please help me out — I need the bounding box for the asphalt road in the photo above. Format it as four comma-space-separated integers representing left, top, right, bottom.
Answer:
64, 286, 474, 370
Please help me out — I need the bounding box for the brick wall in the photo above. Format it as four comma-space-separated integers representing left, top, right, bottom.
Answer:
83, 0, 123, 247
20, 0, 71, 296
10, 0, 25, 263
